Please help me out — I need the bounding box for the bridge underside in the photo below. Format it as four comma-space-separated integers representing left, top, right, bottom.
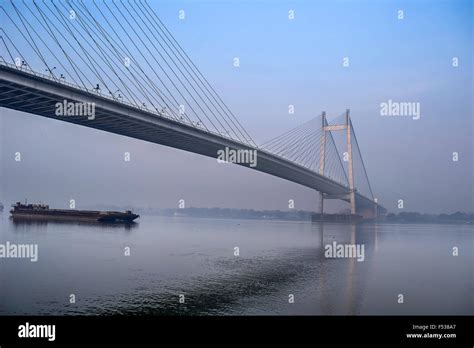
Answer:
0, 65, 384, 216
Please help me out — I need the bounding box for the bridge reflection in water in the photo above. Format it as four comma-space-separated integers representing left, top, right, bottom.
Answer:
2, 216, 471, 315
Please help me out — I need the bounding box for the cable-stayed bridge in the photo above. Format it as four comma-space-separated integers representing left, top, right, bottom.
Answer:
0, 0, 385, 218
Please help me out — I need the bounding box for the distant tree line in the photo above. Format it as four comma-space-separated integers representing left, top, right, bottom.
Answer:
385, 211, 474, 223
152, 208, 473, 223
156, 207, 313, 221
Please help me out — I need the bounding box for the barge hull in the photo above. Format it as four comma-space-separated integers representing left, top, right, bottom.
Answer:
10, 203, 139, 222
10, 213, 138, 222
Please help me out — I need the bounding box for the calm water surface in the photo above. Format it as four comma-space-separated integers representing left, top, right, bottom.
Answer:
0, 213, 472, 315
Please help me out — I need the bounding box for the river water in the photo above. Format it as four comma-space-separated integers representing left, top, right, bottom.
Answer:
0, 213, 472, 315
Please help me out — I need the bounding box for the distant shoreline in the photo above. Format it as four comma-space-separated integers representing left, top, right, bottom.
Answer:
103, 207, 474, 224
1, 204, 472, 224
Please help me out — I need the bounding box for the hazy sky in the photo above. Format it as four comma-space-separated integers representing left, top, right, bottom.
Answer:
0, 0, 472, 213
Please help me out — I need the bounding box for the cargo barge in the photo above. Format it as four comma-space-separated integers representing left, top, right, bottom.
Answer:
10, 202, 139, 222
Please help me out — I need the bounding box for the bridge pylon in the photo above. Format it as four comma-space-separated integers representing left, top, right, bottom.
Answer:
320, 109, 357, 215
318, 111, 327, 216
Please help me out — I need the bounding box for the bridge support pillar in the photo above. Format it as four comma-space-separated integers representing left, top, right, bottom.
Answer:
346, 109, 356, 215
319, 192, 324, 215
319, 111, 327, 217
318, 109, 377, 218
374, 198, 378, 220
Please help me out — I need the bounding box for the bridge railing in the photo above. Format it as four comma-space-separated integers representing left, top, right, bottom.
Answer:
0, 59, 251, 147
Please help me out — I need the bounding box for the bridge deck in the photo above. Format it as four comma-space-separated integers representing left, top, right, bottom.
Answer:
0, 63, 382, 212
